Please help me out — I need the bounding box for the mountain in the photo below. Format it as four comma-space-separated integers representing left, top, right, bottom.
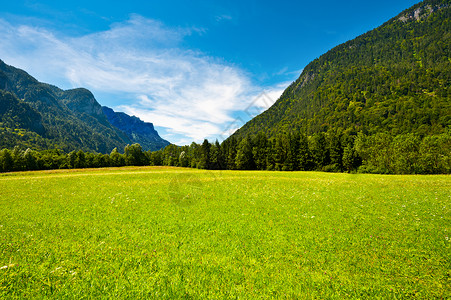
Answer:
0, 90, 49, 150
0, 60, 169, 153
233, 0, 450, 140
102, 106, 169, 151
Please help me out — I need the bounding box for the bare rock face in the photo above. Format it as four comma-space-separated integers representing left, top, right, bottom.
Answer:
61, 88, 104, 116
300, 72, 315, 89
398, 4, 449, 22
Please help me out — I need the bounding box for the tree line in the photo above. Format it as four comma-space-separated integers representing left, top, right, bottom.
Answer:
1, 129, 449, 174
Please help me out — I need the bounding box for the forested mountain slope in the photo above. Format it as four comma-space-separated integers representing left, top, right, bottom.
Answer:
233, 0, 450, 139
0, 60, 169, 152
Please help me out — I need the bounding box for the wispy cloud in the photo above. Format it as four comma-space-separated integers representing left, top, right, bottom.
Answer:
215, 14, 233, 22
0, 15, 288, 144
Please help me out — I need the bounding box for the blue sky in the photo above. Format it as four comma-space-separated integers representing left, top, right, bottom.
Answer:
0, 0, 419, 145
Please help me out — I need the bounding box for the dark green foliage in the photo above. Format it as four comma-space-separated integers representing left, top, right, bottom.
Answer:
35, 149, 66, 170
252, 132, 268, 170
0, 91, 45, 134
0, 149, 13, 172
354, 129, 450, 174
110, 148, 126, 167
265, 139, 276, 171
1, 127, 450, 174
236, 137, 255, 170
392, 134, 421, 174
161, 144, 179, 166
226, 137, 238, 170
178, 147, 190, 168
160, 128, 450, 174
125, 144, 148, 166
298, 133, 313, 171
0, 60, 168, 153
150, 150, 163, 166
273, 134, 287, 171
0, 143, 145, 172
23, 148, 37, 170
209, 140, 224, 170
418, 132, 451, 174
311, 133, 330, 170
198, 139, 211, 169
74, 150, 86, 169
67, 151, 76, 169
233, 1, 450, 140
328, 131, 343, 171
355, 132, 394, 174
342, 143, 361, 173
142, 125, 449, 175
284, 132, 299, 171
188, 142, 201, 168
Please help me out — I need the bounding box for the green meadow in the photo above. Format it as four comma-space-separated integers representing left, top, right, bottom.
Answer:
0, 167, 449, 298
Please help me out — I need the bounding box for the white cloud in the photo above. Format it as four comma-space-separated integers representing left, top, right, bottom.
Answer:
215, 14, 233, 22
0, 15, 289, 145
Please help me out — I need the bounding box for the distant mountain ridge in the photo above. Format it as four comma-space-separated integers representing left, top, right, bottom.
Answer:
102, 106, 169, 151
0, 59, 169, 153
233, 0, 450, 139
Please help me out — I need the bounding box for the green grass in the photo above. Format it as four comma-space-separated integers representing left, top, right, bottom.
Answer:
0, 167, 449, 298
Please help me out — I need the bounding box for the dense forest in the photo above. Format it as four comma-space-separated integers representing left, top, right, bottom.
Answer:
233, 0, 450, 139
1, 128, 449, 174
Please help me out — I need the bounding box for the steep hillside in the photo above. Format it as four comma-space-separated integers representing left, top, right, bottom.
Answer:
0, 60, 169, 152
0, 90, 50, 149
0, 91, 44, 134
102, 107, 169, 151
233, 0, 450, 139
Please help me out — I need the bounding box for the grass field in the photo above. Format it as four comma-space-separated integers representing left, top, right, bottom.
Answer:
0, 167, 449, 298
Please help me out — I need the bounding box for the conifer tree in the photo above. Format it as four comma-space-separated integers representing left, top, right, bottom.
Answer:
198, 139, 211, 169
252, 132, 268, 170
209, 140, 223, 170
284, 132, 300, 171
75, 149, 86, 168
298, 133, 312, 171
0, 149, 13, 172
227, 137, 238, 170
273, 134, 287, 171
311, 132, 329, 170
329, 131, 343, 171
236, 137, 254, 170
